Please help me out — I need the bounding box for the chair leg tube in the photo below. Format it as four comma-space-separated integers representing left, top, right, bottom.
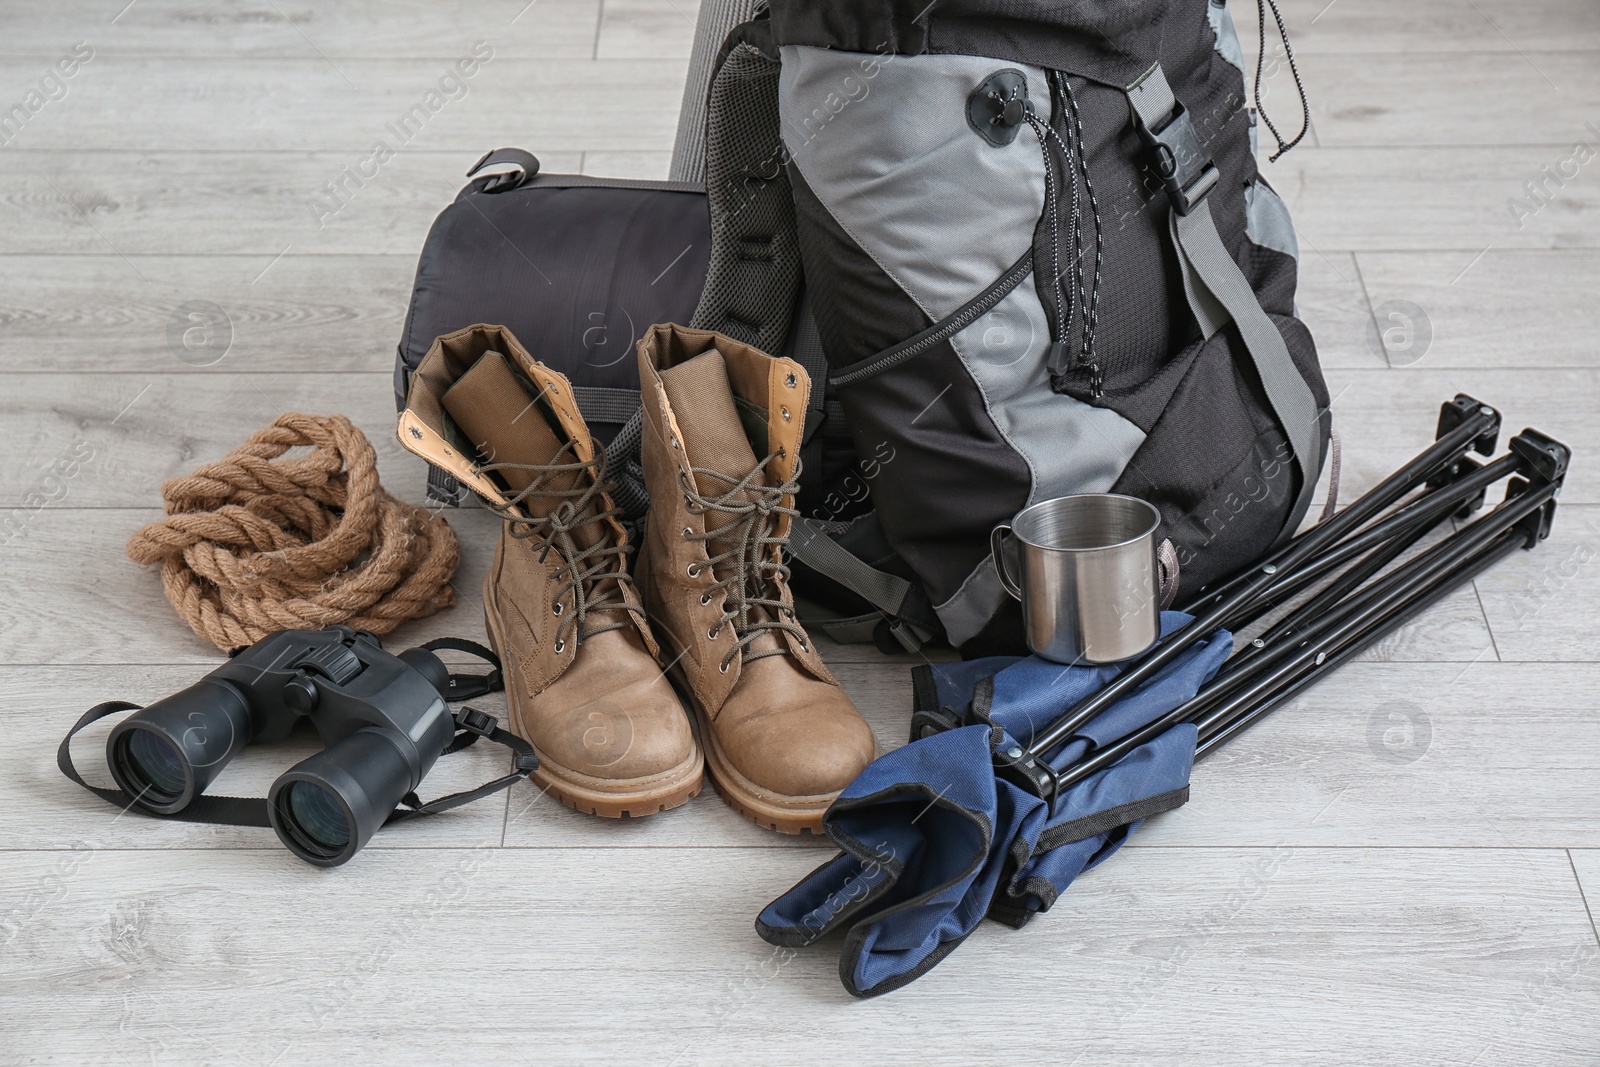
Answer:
1019, 404, 1500, 763
1049, 474, 1557, 793
1194, 531, 1525, 756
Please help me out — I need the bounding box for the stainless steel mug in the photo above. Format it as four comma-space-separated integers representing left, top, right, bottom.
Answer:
990, 494, 1162, 664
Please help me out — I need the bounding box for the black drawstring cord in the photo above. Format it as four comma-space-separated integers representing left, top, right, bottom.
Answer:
1255, 0, 1311, 161
1021, 74, 1105, 398
1055, 69, 1104, 396
1057, 73, 1087, 383
1025, 99, 1072, 390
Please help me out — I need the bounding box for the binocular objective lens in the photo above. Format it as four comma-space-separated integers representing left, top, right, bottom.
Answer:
285, 780, 353, 850
123, 730, 188, 798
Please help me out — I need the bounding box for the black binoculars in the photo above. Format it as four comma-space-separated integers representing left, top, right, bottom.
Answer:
103, 627, 476, 866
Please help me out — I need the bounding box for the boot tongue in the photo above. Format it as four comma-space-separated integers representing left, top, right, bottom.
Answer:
442, 351, 603, 549
657, 350, 762, 537
657, 350, 783, 655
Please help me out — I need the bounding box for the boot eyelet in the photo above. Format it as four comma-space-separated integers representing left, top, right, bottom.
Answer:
687, 563, 700, 578
707, 625, 719, 640
700, 593, 712, 606
682, 526, 693, 537
554, 639, 566, 653
718, 661, 730, 674
551, 601, 564, 616
781, 407, 792, 422
785, 372, 797, 388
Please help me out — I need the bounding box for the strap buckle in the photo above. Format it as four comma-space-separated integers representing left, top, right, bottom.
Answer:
1134, 101, 1219, 217
876, 617, 929, 656
887, 619, 924, 654
455, 707, 499, 737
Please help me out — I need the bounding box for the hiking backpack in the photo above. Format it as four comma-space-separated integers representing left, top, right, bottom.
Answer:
690, 0, 1333, 655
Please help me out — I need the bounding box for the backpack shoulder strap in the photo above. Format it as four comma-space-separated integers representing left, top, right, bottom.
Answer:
689, 16, 803, 357
1125, 63, 1324, 540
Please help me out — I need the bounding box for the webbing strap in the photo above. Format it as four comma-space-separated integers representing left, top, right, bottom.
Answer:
391, 708, 536, 821
785, 292, 831, 484
570, 385, 642, 426
1321, 423, 1343, 523
790, 518, 913, 618
1127, 64, 1322, 538
58, 701, 273, 827
1171, 200, 1320, 532
812, 613, 881, 645
789, 518, 932, 652
785, 291, 830, 422
1169, 208, 1229, 339
418, 636, 505, 701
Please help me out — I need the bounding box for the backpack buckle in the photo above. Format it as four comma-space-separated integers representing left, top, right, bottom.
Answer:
1134, 101, 1219, 217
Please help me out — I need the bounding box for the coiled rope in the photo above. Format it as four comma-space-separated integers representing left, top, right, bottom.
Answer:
126, 413, 459, 650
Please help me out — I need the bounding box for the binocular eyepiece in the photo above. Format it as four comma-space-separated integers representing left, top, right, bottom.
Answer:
106, 628, 457, 866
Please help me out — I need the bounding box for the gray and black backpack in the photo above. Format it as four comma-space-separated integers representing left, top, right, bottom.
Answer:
686, 0, 1332, 655
395, 0, 1331, 659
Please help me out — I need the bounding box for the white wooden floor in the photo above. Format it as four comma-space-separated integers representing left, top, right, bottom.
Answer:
3, 1, 1599, 1063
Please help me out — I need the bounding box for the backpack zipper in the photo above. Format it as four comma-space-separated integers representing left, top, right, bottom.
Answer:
827, 252, 1034, 388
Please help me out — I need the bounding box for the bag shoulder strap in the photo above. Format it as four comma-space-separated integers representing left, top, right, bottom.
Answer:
1125, 64, 1323, 540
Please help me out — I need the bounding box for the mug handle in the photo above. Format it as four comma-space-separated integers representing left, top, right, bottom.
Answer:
990, 524, 1023, 601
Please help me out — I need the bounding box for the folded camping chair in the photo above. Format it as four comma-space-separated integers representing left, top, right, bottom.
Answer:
756, 614, 1232, 997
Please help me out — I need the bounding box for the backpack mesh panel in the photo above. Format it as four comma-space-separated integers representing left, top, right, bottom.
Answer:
690, 41, 804, 356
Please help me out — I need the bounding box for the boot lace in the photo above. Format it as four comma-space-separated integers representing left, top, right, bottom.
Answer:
679, 452, 809, 672
483, 439, 643, 652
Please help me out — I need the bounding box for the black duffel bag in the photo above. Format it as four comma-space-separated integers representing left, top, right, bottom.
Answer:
393, 148, 711, 508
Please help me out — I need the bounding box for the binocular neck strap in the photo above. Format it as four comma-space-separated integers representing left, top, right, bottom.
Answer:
419, 636, 506, 701
57, 701, 274, 827
393, 710, 538, 822
57, 701, 536, 830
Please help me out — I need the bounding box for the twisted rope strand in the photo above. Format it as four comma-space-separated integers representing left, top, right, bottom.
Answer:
126, 413, 460, 650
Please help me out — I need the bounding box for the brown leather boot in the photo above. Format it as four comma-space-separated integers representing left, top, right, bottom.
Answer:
399, 324, 702, 818
635, 323, 875, 834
